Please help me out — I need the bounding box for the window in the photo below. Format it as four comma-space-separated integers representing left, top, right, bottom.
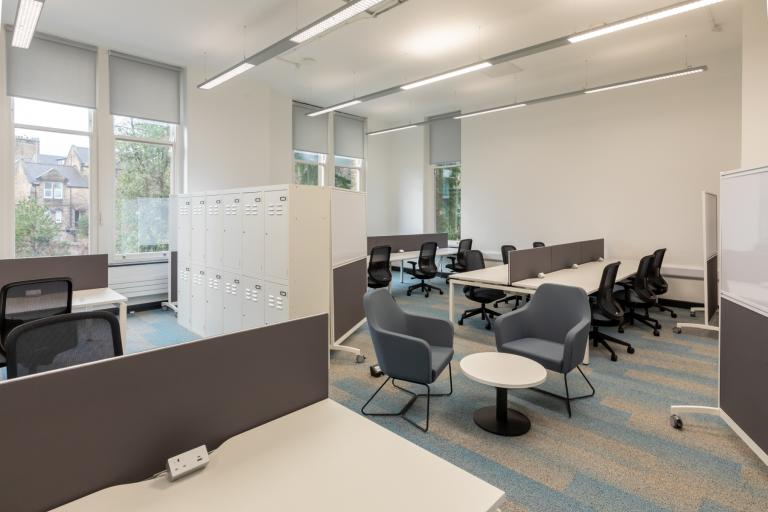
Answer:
434, 165, 461, 241
293, 151, 326, 186
335, 155, 363, 191
12, 98, 92, 257
113, 116, 175, 257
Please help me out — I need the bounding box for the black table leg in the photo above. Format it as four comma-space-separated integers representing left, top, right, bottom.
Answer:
473, 387, 531, 436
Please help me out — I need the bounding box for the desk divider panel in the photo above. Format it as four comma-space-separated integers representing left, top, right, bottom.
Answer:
507, 247, 552, 284
0, 254, 108, 291
0, 314, 329, 512
551, 243, 583, 270
579, 239, 605, 264
333, 258, 367, 341
367, 233, 449, 253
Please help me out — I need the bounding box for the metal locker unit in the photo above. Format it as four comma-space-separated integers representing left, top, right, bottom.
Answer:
177, 262, 191, 329
205, 268, 225, 337
265, 281, 289, 325
222, 271, 242, 333
264, 189, 289, 283
222, 194, 243, 271
177, 197, 192, 261
241, 276, 265, 329
189, 195, 206, 265
241, 191, 265, 278
205, 195, 224, 269
189, 264, 207, 336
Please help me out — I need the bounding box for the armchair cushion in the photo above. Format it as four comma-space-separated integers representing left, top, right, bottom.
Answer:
431, 347, 454, 381
498, 338, 565, 372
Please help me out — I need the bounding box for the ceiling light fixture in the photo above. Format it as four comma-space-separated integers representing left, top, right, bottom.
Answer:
568, 0, 724, 43
454, 103, 527, 120
401, 62, 493, 90
368, 124, 419, 136
291, 0, 386, 43
12, 0, 45, 49
308, 100, 363, 117
199, 62, 255, 90
584, 65, 707, 94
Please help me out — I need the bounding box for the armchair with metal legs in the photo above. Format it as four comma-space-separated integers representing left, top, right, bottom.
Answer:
361, 289, 454, 432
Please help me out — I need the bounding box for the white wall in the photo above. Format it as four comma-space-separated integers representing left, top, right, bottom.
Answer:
741, 0, 768, 168
366, 134, 397, 234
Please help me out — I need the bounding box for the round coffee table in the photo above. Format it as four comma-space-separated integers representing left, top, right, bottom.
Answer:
460, 352, 547, 436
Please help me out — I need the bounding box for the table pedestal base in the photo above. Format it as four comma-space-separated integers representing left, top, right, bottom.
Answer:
473, 387, 531, 437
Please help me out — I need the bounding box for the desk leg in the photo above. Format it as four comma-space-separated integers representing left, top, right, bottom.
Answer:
448, 281, 455, 323
400, 263, 404, 284
583, 344, 590, 365
119, 302, 128, 352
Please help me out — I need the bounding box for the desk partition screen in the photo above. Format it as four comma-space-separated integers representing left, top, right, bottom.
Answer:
367, 233, 449, 253
0, 254, 108, 291
507, 240, 604, 284
0, 314, 330, 512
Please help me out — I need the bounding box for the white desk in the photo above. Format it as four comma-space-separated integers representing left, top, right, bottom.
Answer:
72, 288, 128, 350
54, 399, 505, 512
388, 248, 457, 283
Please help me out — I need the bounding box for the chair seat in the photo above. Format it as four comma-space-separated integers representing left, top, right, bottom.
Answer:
613, 289, 651, 307
431, 346, 454, 382
464, 287, 506, 303
590, 304, 621, 326
445, 263, 466, 272
498, 337, 564, 372
368, 277, 389, 288
411, 269, 437, 279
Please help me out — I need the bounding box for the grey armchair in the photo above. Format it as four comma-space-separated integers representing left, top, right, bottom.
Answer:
362, 288, 454, 431
493, 283, 593, 417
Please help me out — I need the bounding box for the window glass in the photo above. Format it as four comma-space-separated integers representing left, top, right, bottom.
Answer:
334, 155, 362, 191
434, 165, 461, 241
13, 97, 91, 132
293, 151, 326, 186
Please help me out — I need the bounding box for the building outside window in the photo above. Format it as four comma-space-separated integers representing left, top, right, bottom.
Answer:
53, 210, 63, 224
293, 150, 326, 186
434, 164, 461, 241
334, 155, 363, 191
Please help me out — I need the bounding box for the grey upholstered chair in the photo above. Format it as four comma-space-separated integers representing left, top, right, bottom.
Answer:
362, 288, 454, 431
493, 283, 593, 417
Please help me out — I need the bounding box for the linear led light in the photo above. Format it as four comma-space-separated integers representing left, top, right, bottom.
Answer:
12, 0, 45, 49
401, 62, 493, 91
368, 125, 419, 136
307, 100, 362, 117
291, 0, 386, 43
585, 66, 707, 94
568, 0, 724, 43
455, 103, 527, 120
199, 62, 256, 90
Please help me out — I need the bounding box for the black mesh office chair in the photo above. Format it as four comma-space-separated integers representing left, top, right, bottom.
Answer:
458, 251, 506, 330
445, 239, 472, 280
615, 255, 661, 336
590, 262, 635, 362
649, 248, 677, 318
494, 245, 523, 309
407, 242, 443, 297
0, 278, 73, 361
533, 241, 546, 248
368, 246, 392, 289
5, 311, 123, 379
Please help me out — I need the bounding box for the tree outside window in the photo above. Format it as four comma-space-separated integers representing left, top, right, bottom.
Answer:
435, 165, 461, 241
293, 151, 325, 186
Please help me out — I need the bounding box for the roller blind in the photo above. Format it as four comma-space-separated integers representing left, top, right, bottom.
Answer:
334, 113, 365, 159
293, 103, 328, 154
5, 31, 97, 108
109, 52, 181, 124
429, 115, 461, 165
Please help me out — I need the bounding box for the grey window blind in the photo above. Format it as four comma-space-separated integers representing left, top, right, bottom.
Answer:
109, 52, 181, 124
429, 115, 461, 165
293, 103, 328, 155
334, 113, 365, 159
5, 31, 97, 108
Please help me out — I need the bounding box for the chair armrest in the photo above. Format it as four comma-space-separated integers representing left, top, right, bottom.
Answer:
562, 318, 592, 372
374, 328, 432, 384
405, 313, 454, 348
493, 304, 531, 350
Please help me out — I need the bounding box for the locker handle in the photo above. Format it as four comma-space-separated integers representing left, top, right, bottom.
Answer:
280, 291, 287, 296
255, 198, 262, 202
216, 199, 221, 204
216, 274, 222, 279
234, 279, 240, 284
235, 198, 240, 203
255, 285, 262, 289
280, 196, 287, 201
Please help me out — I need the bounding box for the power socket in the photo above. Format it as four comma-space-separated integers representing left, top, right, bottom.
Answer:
166, 445, 209, 482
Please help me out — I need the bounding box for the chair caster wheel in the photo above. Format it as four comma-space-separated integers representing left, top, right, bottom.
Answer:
610, 354, 618, 362
670, 414, 683, 430
673, 327, 682, 334
356, 354, 366, 364
439, 291, 443, 295
671, 312, 678, 319
653, 330, 660, 337
425, 293, 430, 298
485, 323, 492, 330
627, 347, 635, 354
458, 319, 464, 326
690, 311, 696, 317
618, 328, 625, 334
407, 292, 412, 296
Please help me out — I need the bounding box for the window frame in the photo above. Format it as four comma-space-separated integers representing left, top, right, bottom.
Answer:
293, 150, 326, 187
433, 163, 462, 242
53, 209, 63, 224
333, 155, 364, 192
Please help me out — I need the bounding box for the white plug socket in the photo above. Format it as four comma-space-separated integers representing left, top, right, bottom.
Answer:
166, 445, 209, 482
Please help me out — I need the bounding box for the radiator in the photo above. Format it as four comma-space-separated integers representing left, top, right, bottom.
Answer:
108, 262, 169, 305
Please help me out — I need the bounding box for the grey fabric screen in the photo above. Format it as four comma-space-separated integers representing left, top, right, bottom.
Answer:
293, 103, 328, 154
109, 52, 181, 124
334, 113, 365, 159
429, 115, 461, 165
5, 31, 97, 108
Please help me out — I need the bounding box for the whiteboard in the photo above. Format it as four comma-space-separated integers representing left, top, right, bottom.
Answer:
331, 189, 367, 267
721, 166, 768, 316
704, 192, 718, 259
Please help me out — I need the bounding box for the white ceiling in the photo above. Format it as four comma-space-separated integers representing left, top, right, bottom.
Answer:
1, 0, 741, 126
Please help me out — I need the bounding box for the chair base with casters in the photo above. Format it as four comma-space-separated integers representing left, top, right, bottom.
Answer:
458, 303, 501, 330
361, 364, 453, 432
655, 302, 678, 318
590, 326, 634, 362
623, 304, 661, 336
407, 280, 443, 298
494, 295, 522, 309
530, 366, 595, 418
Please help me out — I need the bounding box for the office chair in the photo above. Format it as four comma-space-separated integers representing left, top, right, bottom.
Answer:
458, 250, 506, 330
0, 278, 73, 358
406, 242, 443, 297
533, 241, 546, 248
494, 245, 524, 309
494, 283, 593, 417
361, 289, 453, 432
590, 262, 634, 362
649, 248, 677, 319
445, 239, 472, 280
615, 255, 661, 336
368, 245, 392, 289
5, 311, 123, 379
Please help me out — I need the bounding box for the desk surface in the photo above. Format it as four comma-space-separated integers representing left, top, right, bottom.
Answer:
55, 399, 505, 512
390, 247, 457, 262
72, 288, 128, 307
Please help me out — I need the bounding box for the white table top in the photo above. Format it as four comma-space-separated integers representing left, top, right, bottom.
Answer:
450, 264, 509, 286
389, 247, 457, 262
460, 353, 547, 390
72, 288, 128, 308
54, 399, 504, 512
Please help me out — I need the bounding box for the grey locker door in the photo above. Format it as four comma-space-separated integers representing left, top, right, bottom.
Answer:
206, 195, 224, 269
222, 271, 242, 334
222, 194, 243, 271
264, 190, 289, 282
241, 192, 265, 278
189, 265, 206, 336
241, 276, 265, 329
177, 262, 191, 330
190, 197, 206, 265
265, 281, 289, 325
177, 198, 191, 261
206, 268, 224, 337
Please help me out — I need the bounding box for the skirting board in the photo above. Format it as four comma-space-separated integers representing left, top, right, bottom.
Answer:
670, 405, 768, 466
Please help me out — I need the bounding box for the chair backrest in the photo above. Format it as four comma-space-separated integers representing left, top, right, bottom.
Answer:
500, 245, 517, 265
463, 250, 486, 272
649, 248, 668, 293
0, 278, 73, 350
533, 241, 545, 248
596, 262, 623, 321
363, 289, 410, 374
633, 255, 657, 302
456, 239, 473, 266
368, 245, 392, 284
417, 242, 439, 273
6, 311, 123, 379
